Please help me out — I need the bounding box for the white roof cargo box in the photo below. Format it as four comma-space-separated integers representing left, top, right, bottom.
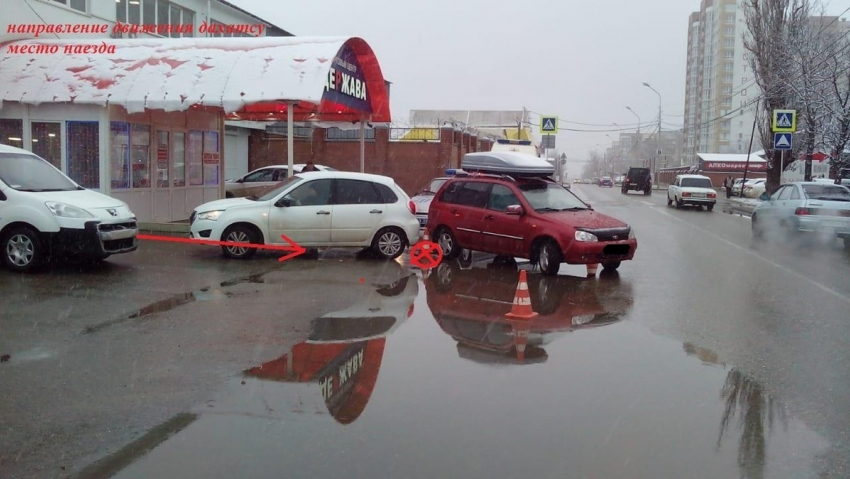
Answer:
462, 151, 555, 176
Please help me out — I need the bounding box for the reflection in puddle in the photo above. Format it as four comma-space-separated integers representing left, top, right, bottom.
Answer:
426, 259, 633, 363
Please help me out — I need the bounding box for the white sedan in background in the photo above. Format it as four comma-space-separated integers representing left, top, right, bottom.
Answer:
743, 179, 766, 198
191, 171, 420, 260
225, 164, 337, 198
667, 174, 718, 211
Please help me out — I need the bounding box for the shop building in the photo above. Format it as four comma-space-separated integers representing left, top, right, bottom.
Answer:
0, 36, 390, 222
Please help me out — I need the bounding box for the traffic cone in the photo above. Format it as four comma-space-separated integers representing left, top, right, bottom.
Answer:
586, 263, 599, 277
510, 319, 531, 362
515, 343, 526, 362
505, 270, 539, 320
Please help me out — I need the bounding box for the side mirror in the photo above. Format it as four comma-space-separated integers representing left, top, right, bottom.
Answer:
235, 178, 244, 183
585, 203, 593, 209
759, 192, 770, 201
275, 198, 292, 207
505, 205, 524, 215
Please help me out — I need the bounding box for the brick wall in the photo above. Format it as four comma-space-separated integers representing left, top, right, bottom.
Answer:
249, 126, 495, 195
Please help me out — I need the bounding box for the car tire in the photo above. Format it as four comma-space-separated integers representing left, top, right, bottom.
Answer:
435, 227, 461, 260
376, 275, 410, 297
536, 239, 562, 276
221, 224, 260, 259
675, 197, 682, 209
1, 226, 45, 273
371, 227, 407, 260
645, 189, 651, 196
602, 261, 621, 272
706, 203, 714, 212
667, 196, 673, 206
751, 213, 764, 239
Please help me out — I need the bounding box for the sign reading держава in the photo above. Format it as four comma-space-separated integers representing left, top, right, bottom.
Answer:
323, 45, 371, 113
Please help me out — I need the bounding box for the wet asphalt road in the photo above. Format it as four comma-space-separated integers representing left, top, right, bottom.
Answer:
1, 184, 850, 479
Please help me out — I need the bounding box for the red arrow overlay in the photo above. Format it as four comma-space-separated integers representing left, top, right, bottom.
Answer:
137, 234, 307, 262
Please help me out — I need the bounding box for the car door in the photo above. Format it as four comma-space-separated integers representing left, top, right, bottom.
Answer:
449, 181, 492, 247
268, 178, 334, 246
668, 177, 680, 201
481, 184, 527, 256
331, 179, 385, 245
774, 185, 796, 224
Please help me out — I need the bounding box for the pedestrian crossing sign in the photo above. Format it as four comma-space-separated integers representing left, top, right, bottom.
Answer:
772, 109, 796, 133
540, 116, 558, 134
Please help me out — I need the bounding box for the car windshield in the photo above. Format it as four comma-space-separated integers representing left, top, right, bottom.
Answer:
681, 178, 712, 188
0, 152, 80, 191
518, 182, 588, 211
802, 184, 850, 201
422, 178, 447, 194
255, 176, 304, 201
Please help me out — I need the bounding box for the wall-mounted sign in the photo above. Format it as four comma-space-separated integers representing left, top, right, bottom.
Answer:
323, 46, 372, 113
202, 152, 220, 164
702, 161, 767, 172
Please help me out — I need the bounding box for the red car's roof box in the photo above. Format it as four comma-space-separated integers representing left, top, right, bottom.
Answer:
462, 152, 555, 176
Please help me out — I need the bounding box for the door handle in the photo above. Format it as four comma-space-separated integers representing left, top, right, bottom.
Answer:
370, 209, 383, 214
484, 215, 494, 220
316, 210, 331, 215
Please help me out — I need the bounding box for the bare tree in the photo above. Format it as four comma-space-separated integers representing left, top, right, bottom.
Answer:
821, 33, 850, 175
743, 0, 811, 193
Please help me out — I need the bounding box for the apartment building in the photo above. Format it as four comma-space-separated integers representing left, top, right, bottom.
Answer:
683, 0, 758, 164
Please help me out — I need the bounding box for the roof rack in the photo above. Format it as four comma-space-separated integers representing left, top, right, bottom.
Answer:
455, 171, 518, 182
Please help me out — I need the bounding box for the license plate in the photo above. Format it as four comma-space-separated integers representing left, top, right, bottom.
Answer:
692, 193, 705, 198
418, 218, 427, 227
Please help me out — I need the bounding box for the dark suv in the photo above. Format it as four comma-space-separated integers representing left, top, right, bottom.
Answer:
427, 174, 638, 276
622, 167, 652, 195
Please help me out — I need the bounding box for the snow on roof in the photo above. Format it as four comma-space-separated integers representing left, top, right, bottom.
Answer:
0, 37, 385, 118
697, 152, 766, 163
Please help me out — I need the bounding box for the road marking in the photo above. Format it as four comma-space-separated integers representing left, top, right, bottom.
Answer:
646, 205, 850, 305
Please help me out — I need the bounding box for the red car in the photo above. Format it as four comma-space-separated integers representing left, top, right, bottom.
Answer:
427, 154, 638, 276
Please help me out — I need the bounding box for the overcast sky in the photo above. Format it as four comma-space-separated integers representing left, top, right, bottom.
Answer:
230, 0, 847, 177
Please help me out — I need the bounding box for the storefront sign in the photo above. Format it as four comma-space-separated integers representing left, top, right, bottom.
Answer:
157, 147, 168, 167
202, 152, 220, 164
324, 45, 372, 113
702, 161, 767, 172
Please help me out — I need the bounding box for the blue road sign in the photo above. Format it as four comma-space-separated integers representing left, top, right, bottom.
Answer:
774, 133, 792, 150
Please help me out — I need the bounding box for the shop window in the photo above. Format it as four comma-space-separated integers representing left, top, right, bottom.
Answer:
156, 131, 169, 188
143, 0, 156, 25
0, 119, 24, 148
128, 0, 141, 25
110, 122, 130, 189
31, 122, 62, 170
187, 131, 203, 186
131, 124, 151, 188
203, 131, 220, 186
67, 121, 100, 189
172, 131, 186, 187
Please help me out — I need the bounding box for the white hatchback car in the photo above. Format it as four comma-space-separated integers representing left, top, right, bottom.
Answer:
190, 171, 420, 260
667, 174, 717, 211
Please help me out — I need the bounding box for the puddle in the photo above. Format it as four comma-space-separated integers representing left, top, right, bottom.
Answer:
83, 266, 833, 479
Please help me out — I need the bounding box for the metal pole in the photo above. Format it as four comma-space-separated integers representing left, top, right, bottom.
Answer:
360, 119, 365, 173
740, 99, 760, 198
287, 101, 294, 179
780, 150, 785, 183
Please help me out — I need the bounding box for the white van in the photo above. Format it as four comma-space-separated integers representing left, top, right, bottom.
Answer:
0, 143, 138, 272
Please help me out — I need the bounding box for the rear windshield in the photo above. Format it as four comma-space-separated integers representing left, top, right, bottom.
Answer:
802, 184, 850, 201
681, 178, 712, 188
422, 178, 448, 194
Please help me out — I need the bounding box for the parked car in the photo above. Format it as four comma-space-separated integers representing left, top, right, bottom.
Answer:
667, 174, 717, 211
837, 168, 850, 187
410, 170, 463, 232
614, 176, 625, 186
225, 164, 337, 198
752, 182, 850, 251
190, 171, 420, 260
621, 167, 652, 195
427, 152, 637, 276
0, 143, 138, 272
743, 179, 767, 198
731, 178, 749, 196
598, 176, 613, 187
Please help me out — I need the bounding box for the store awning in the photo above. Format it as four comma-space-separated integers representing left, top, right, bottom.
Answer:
0, 36, 391, 123
696, 152, 767, 172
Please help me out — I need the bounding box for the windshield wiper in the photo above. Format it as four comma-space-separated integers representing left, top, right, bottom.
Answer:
560, 207, 588, 211
534, 207, 561, 213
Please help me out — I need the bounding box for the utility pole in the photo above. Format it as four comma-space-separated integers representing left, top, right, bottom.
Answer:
644, 82, 662, 188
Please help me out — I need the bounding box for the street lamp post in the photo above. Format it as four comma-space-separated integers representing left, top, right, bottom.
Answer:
605, 134, 615, 176
643, 82, 662, 187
